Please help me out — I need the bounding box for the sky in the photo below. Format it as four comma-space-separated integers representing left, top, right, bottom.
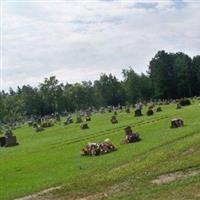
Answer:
1, 0, 200, 91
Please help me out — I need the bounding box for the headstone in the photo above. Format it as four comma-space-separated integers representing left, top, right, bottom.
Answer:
108, 108, 112, 113
111, 115, 118, 124
64, 115, 73, 125
3, 129, 19, 147
171, 118, 184, 128
41, 120, 54, 128
76, 116, 83, 123
4, 129, 13, 138
135, 109, 142, 117
35, 125, 44, 132
55, 112, 61, 121
147, 109, 154, 116
124, 126, 133, 135
33, 123, 38, 128
179, 98, 191, 106
176, 103, 182, 109
0, 137, 6, 147
148, 104, 154, 110
85, 110, 91, 117
125, 108, 130, 113
80, 123, 89, 129
114, 111, 118, 115
28, 120, 33, 127
5, 135, 18, 147
124, 126, 140, 143
156, 107, 162, 112
85, 116, 91, 121
37, 117, 42, 124
118, 105, 122, 110
135, 102, 143, 110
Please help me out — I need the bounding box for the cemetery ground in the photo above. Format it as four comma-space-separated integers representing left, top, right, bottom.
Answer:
0, 102, 200, 200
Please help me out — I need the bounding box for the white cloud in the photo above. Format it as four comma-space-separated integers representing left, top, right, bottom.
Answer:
2, 0, 200, 90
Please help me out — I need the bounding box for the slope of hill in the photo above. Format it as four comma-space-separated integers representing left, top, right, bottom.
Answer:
1, 102, 200, 200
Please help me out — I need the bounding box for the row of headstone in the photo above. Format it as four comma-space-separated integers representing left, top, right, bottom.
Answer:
1, 98, 188, 149
63, 114, 91, 130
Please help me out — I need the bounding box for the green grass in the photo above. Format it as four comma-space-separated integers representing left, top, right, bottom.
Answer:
0, 102, 200, 200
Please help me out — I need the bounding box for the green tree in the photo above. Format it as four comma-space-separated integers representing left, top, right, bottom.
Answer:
149, 51, 176, 99
20, 85, 43, 116
173, 52, 193, 97
122, 68, 152, 103
39, 76, 63, 114
191, 56, 200, 96
94, 74, 125, 106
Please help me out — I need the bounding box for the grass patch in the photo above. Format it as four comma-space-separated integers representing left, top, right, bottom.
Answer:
1, 103, 200, 200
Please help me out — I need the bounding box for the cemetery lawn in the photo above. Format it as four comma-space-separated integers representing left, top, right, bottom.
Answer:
0, 102, 200, 200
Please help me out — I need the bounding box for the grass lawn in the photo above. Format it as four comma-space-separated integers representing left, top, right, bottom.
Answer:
0, 102, 200, 200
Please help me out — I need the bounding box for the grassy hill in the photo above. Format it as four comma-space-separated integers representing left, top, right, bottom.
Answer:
1, 102, 200, 200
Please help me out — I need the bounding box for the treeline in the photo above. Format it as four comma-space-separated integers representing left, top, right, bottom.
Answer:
0, 50, 200, 122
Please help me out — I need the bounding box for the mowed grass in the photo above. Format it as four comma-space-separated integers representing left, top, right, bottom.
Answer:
0, 102, 200, 200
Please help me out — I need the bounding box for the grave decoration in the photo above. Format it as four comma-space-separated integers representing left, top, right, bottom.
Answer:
123, 126, 141, 144
81, 138, 117, 156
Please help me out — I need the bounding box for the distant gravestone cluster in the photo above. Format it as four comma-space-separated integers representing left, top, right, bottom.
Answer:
28, 116, 55, 133
0, 98, 192, 151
